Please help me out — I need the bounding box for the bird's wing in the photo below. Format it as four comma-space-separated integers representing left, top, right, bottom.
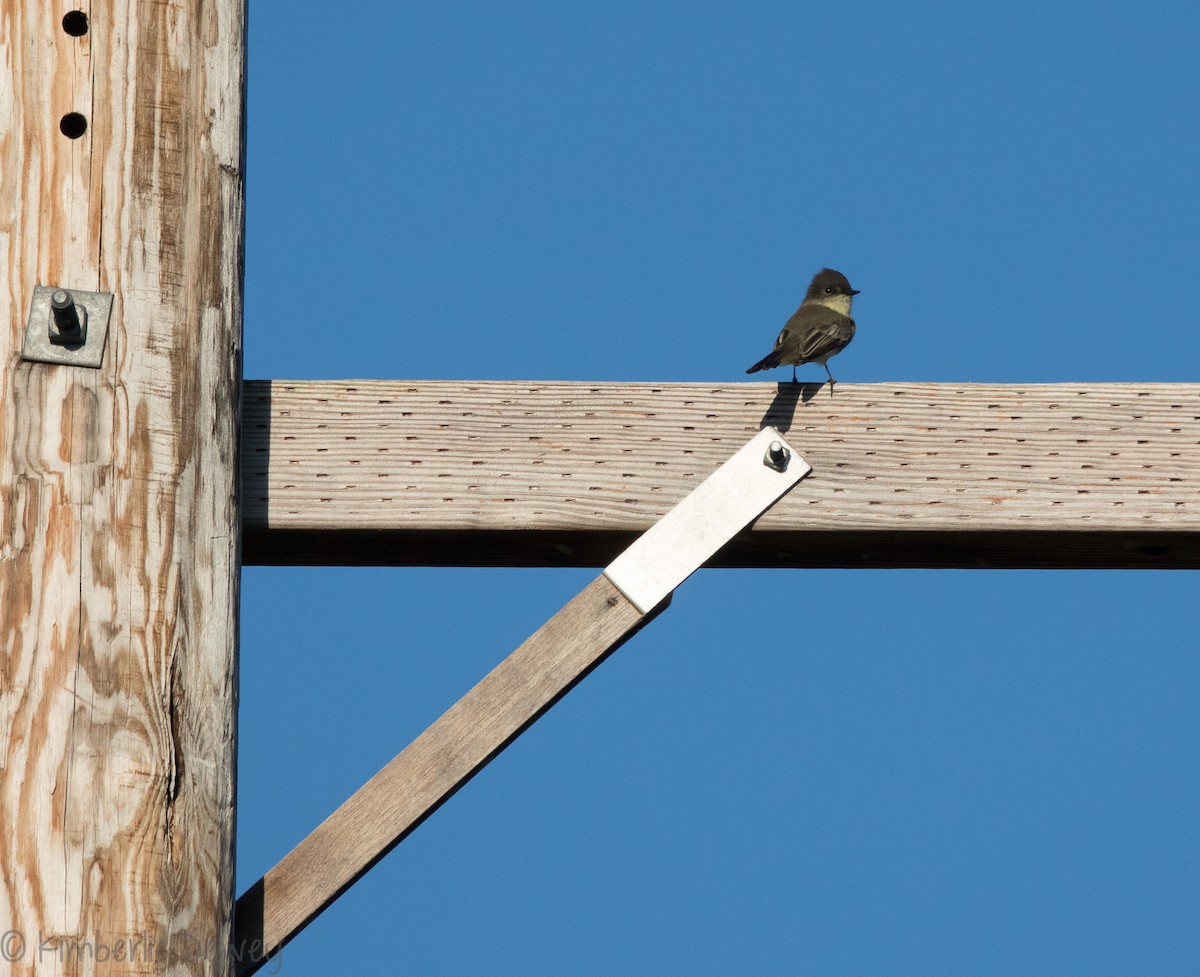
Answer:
779, 313, 855, 364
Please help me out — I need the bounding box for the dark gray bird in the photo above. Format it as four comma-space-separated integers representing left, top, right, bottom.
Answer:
746, 268, 859, 387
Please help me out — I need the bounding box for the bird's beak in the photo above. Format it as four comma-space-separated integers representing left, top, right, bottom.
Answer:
850, 289, 861, 295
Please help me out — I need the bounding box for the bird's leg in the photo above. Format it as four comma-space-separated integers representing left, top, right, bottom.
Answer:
791, 365, 799, 384
824, 364, 837, 396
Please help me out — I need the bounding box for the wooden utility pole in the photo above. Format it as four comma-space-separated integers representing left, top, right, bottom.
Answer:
1, 3, 245, 976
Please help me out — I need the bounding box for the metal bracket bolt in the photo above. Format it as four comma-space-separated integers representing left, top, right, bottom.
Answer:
49, 289, 88, 345
763, 440, 790, 472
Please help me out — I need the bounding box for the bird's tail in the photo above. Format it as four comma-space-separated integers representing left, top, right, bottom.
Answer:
745, 351, 782, 374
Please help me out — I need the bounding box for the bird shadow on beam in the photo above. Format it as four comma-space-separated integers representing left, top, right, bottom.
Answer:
758, 381, 829, 433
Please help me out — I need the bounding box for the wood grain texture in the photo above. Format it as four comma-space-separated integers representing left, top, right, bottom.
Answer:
233, 575, 662, 974
243, 380, 1200, 568
1, 3, 244, 975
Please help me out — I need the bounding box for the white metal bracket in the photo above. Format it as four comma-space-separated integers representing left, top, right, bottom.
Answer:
604, 426, 811, 612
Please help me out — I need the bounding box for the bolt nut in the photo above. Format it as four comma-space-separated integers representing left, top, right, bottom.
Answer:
764, 440, 790, 472
49, 289, 87, 345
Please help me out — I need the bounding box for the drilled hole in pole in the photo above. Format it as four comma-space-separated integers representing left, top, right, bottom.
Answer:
60, 113, 88, 138
63, 10, 89, 36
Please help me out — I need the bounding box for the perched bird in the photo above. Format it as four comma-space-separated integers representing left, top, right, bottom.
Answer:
746, 268, 859, 387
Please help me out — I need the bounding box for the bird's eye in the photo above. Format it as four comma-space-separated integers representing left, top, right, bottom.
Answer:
824, 286, 833, 293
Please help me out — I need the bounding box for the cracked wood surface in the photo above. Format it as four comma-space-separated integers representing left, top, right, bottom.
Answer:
243, 380, 1200, 568
0, 3, 244, 975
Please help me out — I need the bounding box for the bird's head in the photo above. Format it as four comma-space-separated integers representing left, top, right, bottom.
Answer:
804, 268, 860, 314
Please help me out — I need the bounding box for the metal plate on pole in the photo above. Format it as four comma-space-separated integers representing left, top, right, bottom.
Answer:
21, 284, 113, 368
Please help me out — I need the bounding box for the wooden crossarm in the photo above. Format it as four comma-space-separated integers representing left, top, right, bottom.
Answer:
243, 380, 1200, 569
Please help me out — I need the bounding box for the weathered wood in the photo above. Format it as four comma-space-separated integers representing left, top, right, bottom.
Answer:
243, 380, 1200, 568
233, 576, 664, 974
1, 3, 244, 976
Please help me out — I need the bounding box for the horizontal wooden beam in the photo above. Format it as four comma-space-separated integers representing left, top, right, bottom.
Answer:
242, 380, 1200, 569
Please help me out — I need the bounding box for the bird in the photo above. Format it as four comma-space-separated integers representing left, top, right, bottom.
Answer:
745, 268, 859, 388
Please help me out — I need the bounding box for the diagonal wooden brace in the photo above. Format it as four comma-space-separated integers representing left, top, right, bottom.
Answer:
233, 427, 810, 974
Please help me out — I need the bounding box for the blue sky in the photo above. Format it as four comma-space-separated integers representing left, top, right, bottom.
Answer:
238, 3, 1199, 974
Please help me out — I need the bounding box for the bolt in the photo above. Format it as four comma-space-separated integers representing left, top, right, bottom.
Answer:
49, 289, 87, 345
764, 440, 790, 471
